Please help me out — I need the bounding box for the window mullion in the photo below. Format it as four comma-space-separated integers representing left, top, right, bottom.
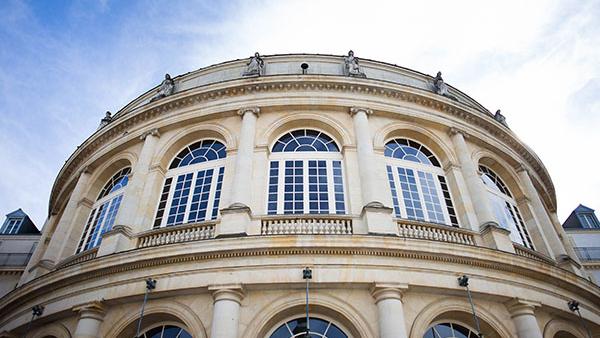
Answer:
303, 160, 309, 214
184, 171, 199, 224
393, 166, 408, 219
277, 161, 284, 214
326, 160, 336, 214
163, 175, 179, 227
434, 175, 452, 225
206, 168, 219, 221
413, 170, 428, 222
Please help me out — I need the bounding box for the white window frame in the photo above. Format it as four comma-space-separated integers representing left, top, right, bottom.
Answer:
1, 218, 23, 234
267, 151, 347, 215
479, 167, 533, 248
386, 158, 452, 225
78, 186, 124, 252
155, 157, 226, 228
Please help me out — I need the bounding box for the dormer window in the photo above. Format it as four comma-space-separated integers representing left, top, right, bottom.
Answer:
579, 213, 600, 229
0, 217, 23, 235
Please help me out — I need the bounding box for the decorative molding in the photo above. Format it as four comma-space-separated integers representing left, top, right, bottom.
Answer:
480, 221, 509, 236
2, 238, 600, 321
557, 254, 583, 269
220, 203, 252, 215
45, 76, 556, 237
101, 224, 133, 239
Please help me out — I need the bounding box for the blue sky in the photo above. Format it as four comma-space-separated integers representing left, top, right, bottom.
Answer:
1, 0, 599, 228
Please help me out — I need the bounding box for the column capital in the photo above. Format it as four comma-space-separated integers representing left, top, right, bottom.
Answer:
370, 283, 408, 303
73, 300, 106, 320
209, 284, 245, 304
505, 298, 540, 317
349, 106, 373, 116
516, 195, 531, 205
516, 163, 530, 175
79, 166, 92, 177
443, 161, 461, 172
140, 128, 161, 141
238, 106, 260, 117
447, 127, 469, 139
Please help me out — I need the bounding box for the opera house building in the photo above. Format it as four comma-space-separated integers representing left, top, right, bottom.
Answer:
0, 53, 598, 338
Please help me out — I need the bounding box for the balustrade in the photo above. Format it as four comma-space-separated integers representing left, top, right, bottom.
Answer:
396, 220, 476, 246
137, 222, 215, 248
261, 215, 353, 235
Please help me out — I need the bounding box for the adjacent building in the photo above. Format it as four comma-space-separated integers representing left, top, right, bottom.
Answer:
0, 209, 40, 298
0, 53, 598, 338
563, 204, 600, 284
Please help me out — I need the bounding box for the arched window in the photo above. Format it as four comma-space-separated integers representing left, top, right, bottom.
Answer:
268, 129, 346, 215
479, 165, 533, 248
269, 317, 348, 338
139, 324, 192, 338
153, 140, 226, 228
77, 167, 131, 253
385, 139, 458, 226
423, 322, 478, 338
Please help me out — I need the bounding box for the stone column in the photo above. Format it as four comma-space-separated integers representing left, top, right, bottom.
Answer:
73, 301, 106, 338
209, 285, 245, 338
217, 107, 259, 238
505, 299, 543, 338
449, 128, 513, 252
515, 196, 554, 257
44, 168, 92, 265
371, 283, 409, 338
98, 129, 161, 256
517, 167, 581, 274
443, 163, 478, 231
350, 107, 395, 235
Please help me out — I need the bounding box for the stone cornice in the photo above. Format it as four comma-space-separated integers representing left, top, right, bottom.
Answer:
47, 76, 556, 216
1, 235, 599, 324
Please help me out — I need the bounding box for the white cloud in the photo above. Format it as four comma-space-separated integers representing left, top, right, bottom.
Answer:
0, 0, 598, 226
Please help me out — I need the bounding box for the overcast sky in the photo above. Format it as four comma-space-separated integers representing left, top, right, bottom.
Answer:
0, 0, 599, 228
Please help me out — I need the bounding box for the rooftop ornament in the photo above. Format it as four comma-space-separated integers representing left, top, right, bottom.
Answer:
98, 111, 113, 130
150, 73, 175, 102
243, 52, 265, 77
433, 71, 449, 96
494, 109, 508, 128
343, 50, 366, 78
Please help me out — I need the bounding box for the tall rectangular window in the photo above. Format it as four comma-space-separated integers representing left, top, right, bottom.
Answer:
284, 160, 304, 214
154, 166, 225, 228
332, 161, 346, 214
268, 159, 346, 215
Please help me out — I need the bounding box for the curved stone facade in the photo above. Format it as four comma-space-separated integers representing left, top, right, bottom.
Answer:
0, 54, 598, 338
